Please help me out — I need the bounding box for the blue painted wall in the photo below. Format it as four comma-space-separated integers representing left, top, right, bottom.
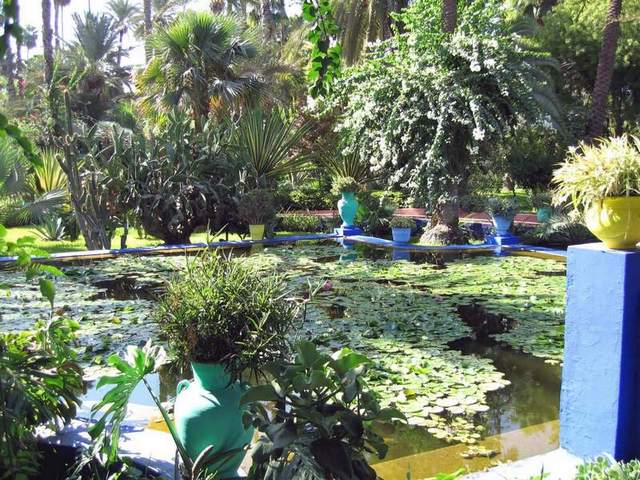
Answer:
561, 243, 640, 460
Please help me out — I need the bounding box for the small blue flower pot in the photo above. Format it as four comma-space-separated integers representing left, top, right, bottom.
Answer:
492, 215, 514, 237
392, 228, 412, 243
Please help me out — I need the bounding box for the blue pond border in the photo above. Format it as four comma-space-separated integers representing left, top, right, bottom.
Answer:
0, 232, 566, 265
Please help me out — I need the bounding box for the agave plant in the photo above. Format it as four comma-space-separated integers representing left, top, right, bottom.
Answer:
0, 140, 67, 226
34, 215, 67, 241
233, 108, 313, 188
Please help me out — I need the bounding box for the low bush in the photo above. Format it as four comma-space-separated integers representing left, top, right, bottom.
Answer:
286, 179, 334, 210
277, 213, 323, 233
156, 252, 299, 379
389, 216, 416, 230
522, 213, 596, 248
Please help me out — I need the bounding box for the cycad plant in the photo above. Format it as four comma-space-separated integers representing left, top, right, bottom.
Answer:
233, 108, 312, 188
137, 12, 263, 129
63, 11, 131, 123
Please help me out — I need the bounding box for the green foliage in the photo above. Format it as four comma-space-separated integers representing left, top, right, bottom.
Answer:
389, 216, 415, 229
325, 0, 562, 211
503, 126, 568, 191
332, 176, 360, 195
0, 318, 84, 479
576, 455, 640, 480
121, 112, 236, 244
277, 213, 323, 232
356, 192, 398, 235
242, 341, 405, 480
530, 192, 552, 209
538, 0, 640, 135
486, 197, 520, 218
523, 213, 596, 248
552, 136, 640, 211
237, 188, 278, 225
34, 215, 67, 241
302, 0, 341, 97
322, 151, 375, 192
156, 252, 299, 378
233, 108, 313, 188
286, 178, 334, 210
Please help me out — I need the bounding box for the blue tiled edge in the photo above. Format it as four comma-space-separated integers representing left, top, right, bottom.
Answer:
0, 233, 567, 265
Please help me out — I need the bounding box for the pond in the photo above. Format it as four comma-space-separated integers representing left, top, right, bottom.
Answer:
0, 241, 567, 478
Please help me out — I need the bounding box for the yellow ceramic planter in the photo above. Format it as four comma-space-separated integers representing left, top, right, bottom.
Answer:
585, 197, 640, 249
248, 224, 265, 241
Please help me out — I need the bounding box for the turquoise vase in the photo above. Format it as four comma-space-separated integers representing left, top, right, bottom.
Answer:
174, 362, 253, 478
536, 207, 552, 223
338, 192, 358, 227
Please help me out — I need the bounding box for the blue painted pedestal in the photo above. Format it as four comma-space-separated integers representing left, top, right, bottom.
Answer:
335, 226, 363, 237
486, 234, 520, 246
560, 243, 640, 460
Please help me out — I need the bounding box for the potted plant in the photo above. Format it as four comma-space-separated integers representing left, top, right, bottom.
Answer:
321, 151, 376, 235
156, 253, 299, 478
389, 216, 415, 243
531, 192, 553, 223
486, 197, 519, 236
237, 189, 276, 240
553, 136, 640, 250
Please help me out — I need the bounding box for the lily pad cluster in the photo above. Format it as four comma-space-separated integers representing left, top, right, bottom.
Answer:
0, 243, 566, 444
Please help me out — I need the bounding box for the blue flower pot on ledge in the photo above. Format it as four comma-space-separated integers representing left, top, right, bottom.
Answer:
338, 192, 358, 227
392, 228, 412, 243
491, 215, 514, 237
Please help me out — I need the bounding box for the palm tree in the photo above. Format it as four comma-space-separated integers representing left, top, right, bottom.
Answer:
586, 0, 624, 140
42, 0, 54, 85
107, 0, 141, 65
63, 11, 130, 123
334, 0, 407, 65
22, 26, 38, 61
137, 12, 262, 129
54, 0, 72, 50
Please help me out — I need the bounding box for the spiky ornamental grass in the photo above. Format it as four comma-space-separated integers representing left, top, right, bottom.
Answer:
552, 136, 640, 211
156, 252, 299, 380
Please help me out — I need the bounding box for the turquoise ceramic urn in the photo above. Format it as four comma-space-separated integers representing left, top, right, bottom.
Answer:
174, 362, 253, 478
338, 192, 358, 227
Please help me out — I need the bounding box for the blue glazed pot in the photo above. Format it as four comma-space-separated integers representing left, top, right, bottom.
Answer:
536, 207, 552, 223
338, 192, 358, 227
174, 363, 253, 478
392, 228, 412, 243
492, 215, 514, 236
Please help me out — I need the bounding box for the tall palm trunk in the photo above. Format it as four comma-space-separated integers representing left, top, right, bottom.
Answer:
54, 2, 60, 49
585, 0, 623, 141
15, 1, 22, 74
144, 0, 152, 61
261, 0, 275, 41
42, 0, 54, 85
442, 0, 457, 33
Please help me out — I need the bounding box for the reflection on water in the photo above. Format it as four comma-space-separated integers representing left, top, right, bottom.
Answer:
369, 339, 561, 477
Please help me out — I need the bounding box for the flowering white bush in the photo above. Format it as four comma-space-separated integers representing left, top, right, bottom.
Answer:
322, 0, 561, 213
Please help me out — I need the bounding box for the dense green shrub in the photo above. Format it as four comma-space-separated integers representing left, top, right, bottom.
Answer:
277, 213, 323, 233
237, 189, 277, 226
156, 253, 299, 379
523, 213, 596, 248
286, 179, 334, 210
576, 455, 640, 479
